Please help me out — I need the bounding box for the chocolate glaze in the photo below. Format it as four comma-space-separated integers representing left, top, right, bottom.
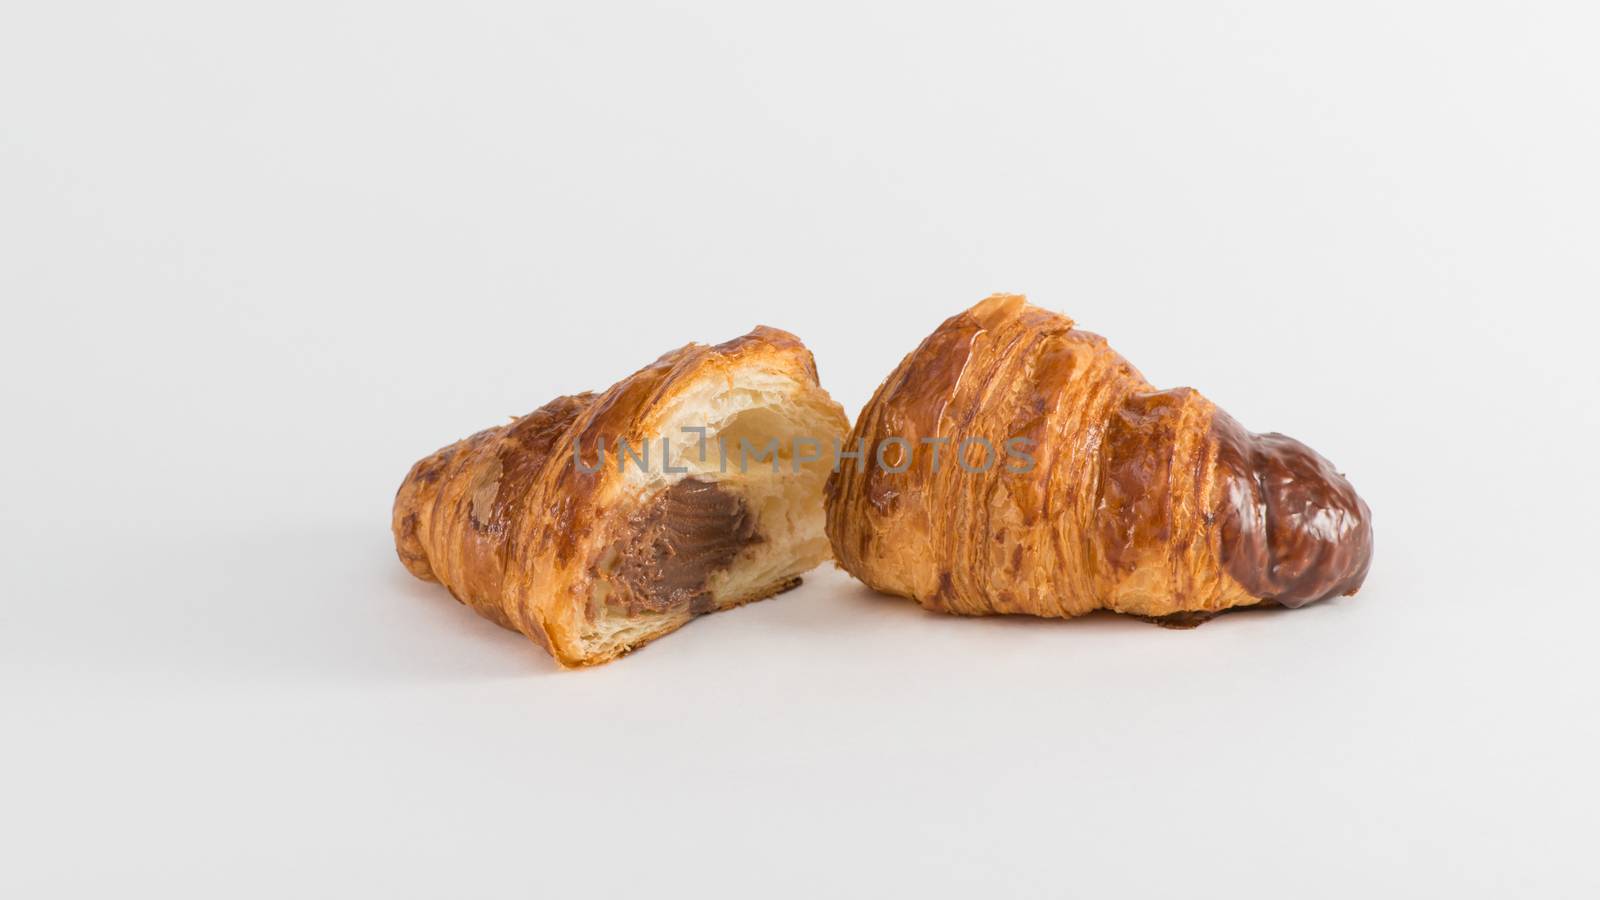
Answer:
612, 478, 762, 615
1210, 412, 1373, 608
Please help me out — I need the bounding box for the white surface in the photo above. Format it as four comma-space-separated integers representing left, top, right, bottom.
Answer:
4, 2, 1598, 896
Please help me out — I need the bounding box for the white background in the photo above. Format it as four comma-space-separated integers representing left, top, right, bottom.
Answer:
4, 2, 1598, 896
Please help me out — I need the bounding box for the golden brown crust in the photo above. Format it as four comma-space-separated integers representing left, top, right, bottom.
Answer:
824, 294, 1373, 623
393, 326, 846, 667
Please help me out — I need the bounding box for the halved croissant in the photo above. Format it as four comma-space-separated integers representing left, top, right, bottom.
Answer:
394, 327, 849, 666
824, 294, 1372, 625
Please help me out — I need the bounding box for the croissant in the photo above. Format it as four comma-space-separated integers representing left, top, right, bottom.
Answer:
394, 326, 849, 667
824, 294, 1373, 626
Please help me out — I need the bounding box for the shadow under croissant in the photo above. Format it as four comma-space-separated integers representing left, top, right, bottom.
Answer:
834, 572, 1314, 632
385, 568, 570, 678
1134, 602, 1289, 629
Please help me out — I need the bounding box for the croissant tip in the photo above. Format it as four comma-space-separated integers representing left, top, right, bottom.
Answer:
969, 293, 1029, 328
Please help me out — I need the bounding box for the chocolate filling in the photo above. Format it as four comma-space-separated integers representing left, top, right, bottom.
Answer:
1211, 412, 1373, 608
612, 478, 762, 615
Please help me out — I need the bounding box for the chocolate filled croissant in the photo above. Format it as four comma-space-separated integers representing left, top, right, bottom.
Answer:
824, 294, 1372, 625
394, 327, 848, 667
